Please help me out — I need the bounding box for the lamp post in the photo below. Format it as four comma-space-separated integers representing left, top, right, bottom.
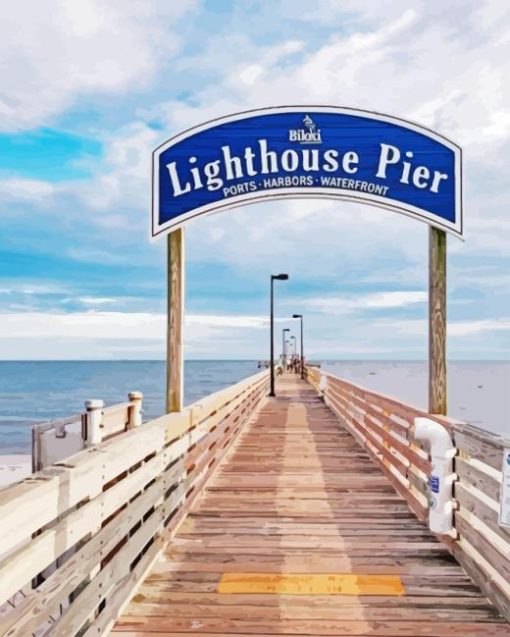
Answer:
282, 328, 290, 361
290, 335, 297, 357
292, 313, 304, 378
270, 273, 289, 396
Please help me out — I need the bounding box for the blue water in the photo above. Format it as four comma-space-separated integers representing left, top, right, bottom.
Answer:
0, 360, 258, 453
0, 360, 508, 453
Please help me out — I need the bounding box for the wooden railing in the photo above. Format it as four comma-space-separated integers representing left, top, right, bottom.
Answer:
0, 370, 269, 637
452, 422, 510, 620
32, 392, 143, 472
308, 368, 510, 621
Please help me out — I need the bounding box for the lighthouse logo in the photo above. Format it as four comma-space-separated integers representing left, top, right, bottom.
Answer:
289, 115, 322, 144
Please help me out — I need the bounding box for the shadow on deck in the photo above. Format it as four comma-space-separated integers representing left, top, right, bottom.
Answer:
113, 376, 510, 636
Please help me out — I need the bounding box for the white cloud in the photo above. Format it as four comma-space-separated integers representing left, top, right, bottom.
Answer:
1, 1, 510, 360
0, 311, 278, 342
449, 319, 510, 337
237, 40, 304, 87
0, 0, 195, 131
0, 178, 57, 201
0, 310, 295, 359
78, 297, 117, 305
0, 311, 165, 340
186, 314, 268, 329
239, 65, 264, 87
75, 122, 159, 214
374, 318, 510, 338
29, 2, 509, 276
0, 283, 68, 296
125, 3, 503, 277
1, 309, 508, 360
301, 291, 428, 314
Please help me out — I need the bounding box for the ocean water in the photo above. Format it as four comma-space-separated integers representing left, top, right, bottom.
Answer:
0, 360, 257, 453
323, 360, 509, 438
0, 360, 508, 453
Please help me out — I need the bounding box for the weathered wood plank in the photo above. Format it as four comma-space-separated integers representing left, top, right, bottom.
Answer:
453, 538, 510, 623
113, 615, 510, 635
123, 601, 502, 621
455, 430, 505, 471
127, 590, 492, 608
456, 457, 502, 502
456, 515, 510, 583
456, 482, 510, 544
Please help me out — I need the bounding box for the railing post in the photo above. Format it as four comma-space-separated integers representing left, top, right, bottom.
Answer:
128, 391, 143, 429
414, 417, 455, 535
318, 372, 327, 399
84, 399, 104, 446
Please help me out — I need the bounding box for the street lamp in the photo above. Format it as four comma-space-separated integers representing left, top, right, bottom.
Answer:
282, 328, 290, 360
270, 273, 289, 396
290, 335, 297, 357
292, 314, 304, 378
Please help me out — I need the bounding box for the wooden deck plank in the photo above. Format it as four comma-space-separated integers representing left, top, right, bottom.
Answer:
113, 375, 510, 635
113, 616, 510, 635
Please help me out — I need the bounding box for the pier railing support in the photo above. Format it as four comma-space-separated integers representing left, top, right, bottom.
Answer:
128, 391, 143, 429
429, 227, 447, 415
84, 399, 104, 446
167, 227, 185, 413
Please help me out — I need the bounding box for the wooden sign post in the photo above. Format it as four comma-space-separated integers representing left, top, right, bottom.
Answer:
166, 228, 184, 413
429, 226, 447, 415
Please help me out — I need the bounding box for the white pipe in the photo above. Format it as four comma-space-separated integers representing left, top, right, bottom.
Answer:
414, 417, 456, 535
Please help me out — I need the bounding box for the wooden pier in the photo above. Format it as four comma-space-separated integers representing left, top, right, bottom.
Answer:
1, 370, 510, 636
113, 375, 509, 635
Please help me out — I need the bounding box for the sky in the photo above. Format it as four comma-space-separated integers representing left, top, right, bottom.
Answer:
0, 0, 509, 361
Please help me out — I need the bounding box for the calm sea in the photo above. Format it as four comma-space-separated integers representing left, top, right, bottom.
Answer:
0, 360, 508, 453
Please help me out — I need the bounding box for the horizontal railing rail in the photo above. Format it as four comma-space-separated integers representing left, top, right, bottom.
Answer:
0, 370, 269, 637
306, 367, 510, 622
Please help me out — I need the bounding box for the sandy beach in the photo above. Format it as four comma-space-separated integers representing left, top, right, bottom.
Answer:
0, 455, 31, 488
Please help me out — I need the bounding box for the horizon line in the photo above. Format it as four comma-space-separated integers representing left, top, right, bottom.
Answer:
0, 358, 508, 363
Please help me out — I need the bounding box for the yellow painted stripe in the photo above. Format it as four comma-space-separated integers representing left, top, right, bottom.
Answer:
217, 573, 404, 596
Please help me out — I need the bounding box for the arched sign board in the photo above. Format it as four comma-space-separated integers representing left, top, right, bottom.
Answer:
152, 106, 462, 239
153, 106, 462, 416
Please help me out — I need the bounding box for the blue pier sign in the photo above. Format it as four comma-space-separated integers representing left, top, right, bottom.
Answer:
152, 106, 462, 239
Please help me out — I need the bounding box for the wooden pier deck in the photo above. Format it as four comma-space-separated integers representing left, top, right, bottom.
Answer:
112, 376, 509, 636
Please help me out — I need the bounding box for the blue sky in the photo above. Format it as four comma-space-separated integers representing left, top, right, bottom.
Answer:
0, 0, 509, 360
